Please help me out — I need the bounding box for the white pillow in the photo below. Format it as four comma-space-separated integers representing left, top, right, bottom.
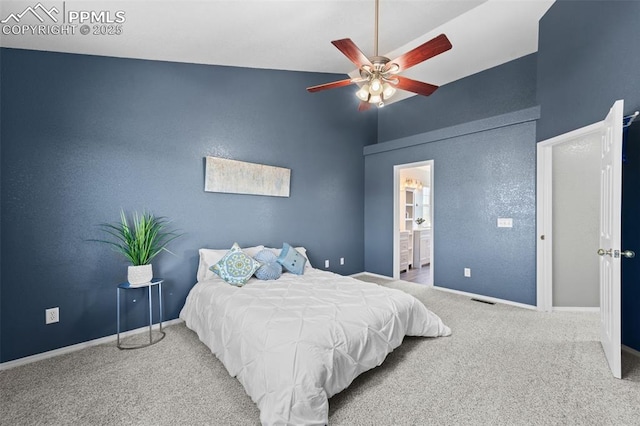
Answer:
266, 246, 313, 269
197, 245, 264, 282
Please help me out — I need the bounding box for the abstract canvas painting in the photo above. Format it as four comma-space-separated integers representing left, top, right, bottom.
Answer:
204, 156, 290, 197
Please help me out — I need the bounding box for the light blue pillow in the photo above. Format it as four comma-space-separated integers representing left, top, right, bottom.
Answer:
277, 243, 307, 275
254, 249, 278, 264
254, 249, 282, 280
210, 243, 261, 286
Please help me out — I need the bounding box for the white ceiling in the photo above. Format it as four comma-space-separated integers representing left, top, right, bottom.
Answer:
1, 0, 554, 102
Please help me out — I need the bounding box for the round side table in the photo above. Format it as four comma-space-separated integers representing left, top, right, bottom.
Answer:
116, 278, 166, 349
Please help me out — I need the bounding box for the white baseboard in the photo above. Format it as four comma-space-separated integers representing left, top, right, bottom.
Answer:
623, 345, 640, 358
552, 307, 600, 313
350, 271, 394, 280
432, 285, 537, 310
0, 318, 184, 371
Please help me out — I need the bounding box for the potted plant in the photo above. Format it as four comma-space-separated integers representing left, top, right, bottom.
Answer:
93, 210, 182, 285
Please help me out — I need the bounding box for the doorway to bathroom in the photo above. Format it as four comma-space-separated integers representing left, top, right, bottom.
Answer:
393, 160, 434, 285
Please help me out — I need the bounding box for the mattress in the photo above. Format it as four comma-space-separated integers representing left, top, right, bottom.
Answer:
179, 269, 450, 425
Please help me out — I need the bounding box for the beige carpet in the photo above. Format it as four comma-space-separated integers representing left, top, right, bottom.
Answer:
2, 275, 639, 425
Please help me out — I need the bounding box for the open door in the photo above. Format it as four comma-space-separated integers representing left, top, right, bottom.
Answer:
598, 100, 624, 379
538, 100, 633, 378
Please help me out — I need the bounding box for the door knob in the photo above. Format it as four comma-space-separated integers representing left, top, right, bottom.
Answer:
598, 248, 635, 258
597, 248, 612, 257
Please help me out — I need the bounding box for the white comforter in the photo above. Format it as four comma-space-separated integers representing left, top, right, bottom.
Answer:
180, 269, 450, 425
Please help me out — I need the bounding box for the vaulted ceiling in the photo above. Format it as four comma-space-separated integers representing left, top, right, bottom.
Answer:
1, 0, 554, 102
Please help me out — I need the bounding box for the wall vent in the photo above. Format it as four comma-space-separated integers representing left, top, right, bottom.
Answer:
471, 298, 495, 305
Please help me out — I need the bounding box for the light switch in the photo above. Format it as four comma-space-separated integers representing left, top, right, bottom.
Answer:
497, 218, 513, 228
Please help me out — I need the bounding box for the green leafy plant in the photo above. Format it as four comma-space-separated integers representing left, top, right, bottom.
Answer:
92, 210, 182, 265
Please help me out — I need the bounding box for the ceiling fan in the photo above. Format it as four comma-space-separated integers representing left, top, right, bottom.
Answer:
307, 0, 452, 110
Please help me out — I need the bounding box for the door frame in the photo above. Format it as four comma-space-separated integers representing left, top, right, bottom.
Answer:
393, 160, 434, 282
536, 121, 603, 311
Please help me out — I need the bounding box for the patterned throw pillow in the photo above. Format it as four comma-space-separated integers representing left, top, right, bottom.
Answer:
277, 242, 307, 275
210, 243, 261, 286
197, 245, 264, 282
253, 249, 282, 281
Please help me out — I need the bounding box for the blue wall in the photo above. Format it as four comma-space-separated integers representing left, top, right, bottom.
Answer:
365, 53, 539, 305
537, 0, 640, 351
537, 0, 640, 141
378, 54, 537, 143
0, 48, 375, 362
365, 115, 538, 305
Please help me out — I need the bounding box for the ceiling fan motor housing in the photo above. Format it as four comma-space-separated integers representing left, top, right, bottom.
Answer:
360, 57, 399, 84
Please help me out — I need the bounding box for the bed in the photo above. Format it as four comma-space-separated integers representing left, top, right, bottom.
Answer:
180, 247, 451, 425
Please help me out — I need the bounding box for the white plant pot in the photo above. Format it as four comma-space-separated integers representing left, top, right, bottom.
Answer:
128, 264, 153, 285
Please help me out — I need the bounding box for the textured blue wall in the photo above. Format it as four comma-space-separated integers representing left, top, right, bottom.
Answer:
365, 119, 537, 305
537, 1, 640, 141
537, 0, 640, 351
0, 48, 375, 362
367, 51, 539, 306
378, 53, 537, 143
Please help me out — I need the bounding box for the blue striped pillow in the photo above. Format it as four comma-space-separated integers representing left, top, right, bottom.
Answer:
254, 249, 282, 280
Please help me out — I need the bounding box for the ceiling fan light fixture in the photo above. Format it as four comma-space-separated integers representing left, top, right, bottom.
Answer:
382, 82, 396, 98
370, 78, 383, 94
356, 84, 371, 101
356, 76, 396, 106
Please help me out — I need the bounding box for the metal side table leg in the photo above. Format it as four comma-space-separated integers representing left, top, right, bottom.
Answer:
117, 287, 121, 349
148, 284, 153, 345
159, 281, 163, 333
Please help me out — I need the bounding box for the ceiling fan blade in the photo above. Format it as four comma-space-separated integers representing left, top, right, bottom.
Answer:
307, 78, 356, 93
332, 38, 373, 68
358, 102, 371, 112
395, 75, 439, 97
387, 34, 452, 72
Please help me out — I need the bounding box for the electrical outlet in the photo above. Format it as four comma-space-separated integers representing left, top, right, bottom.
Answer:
497, 218, 513, 228
324, 260, 330, 268
464, 268, 471, 278
340, 257, 345, 265
45, 307, 59, 324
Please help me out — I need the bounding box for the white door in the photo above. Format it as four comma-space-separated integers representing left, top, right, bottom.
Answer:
598, 99, 624, 379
